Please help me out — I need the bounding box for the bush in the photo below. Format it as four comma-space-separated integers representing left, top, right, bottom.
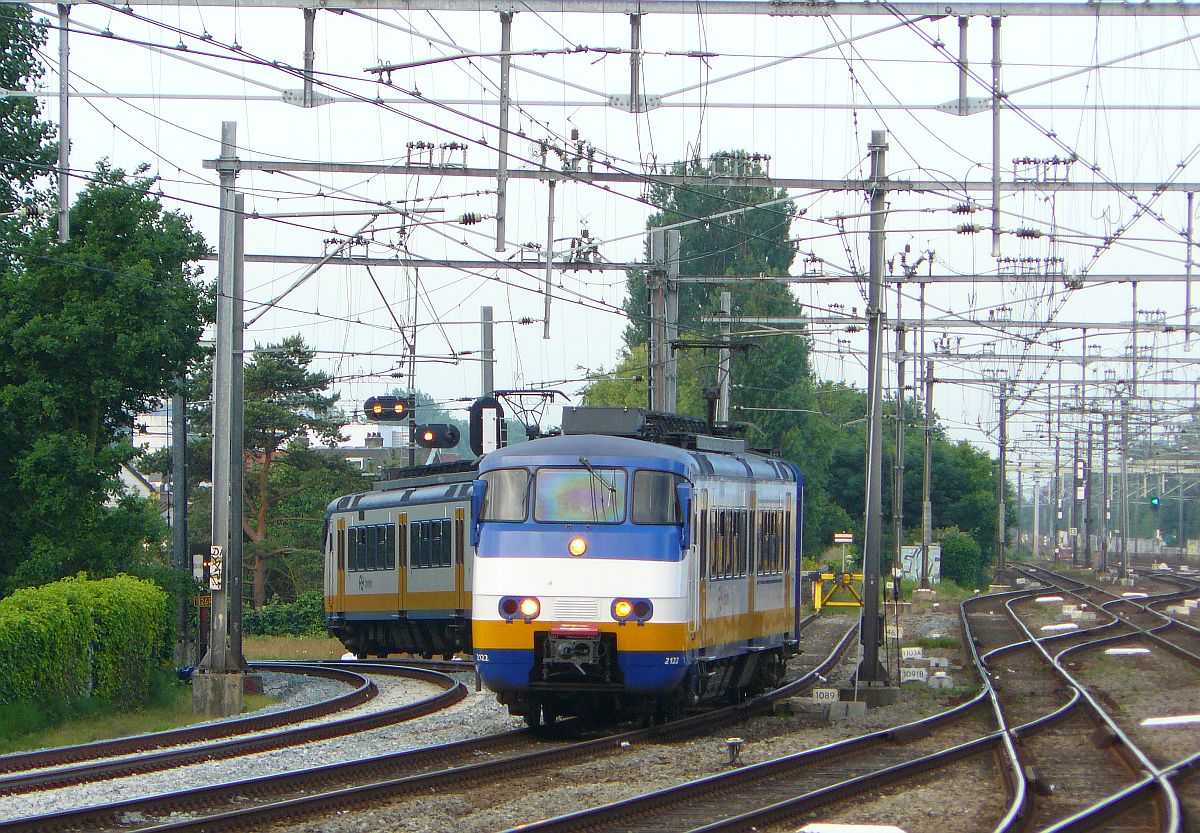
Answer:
939, 530, 985, 588
0, 574, 170, 709
244, 591, 326, 637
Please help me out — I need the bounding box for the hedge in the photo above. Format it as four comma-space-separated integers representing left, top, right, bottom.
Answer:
0, 575, 171, 708
244, 591, 326, 637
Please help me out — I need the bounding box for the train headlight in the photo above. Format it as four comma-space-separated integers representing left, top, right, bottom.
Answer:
500, 596, 541, 622
568, 536, 588, 556
611, 597, 653, 625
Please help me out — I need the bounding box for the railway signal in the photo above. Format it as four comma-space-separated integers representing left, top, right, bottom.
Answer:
364, 396, 413, 422
1150, 495, 1161, 512
416, 423, 461, 448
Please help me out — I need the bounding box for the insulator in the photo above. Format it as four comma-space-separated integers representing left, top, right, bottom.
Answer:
956, 224, 981, 234
1015, 227, 1043, 239
459, 212, 483, 225
952, 203, 976, 214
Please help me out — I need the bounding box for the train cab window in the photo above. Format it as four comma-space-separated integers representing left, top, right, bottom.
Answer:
632, 471, 684, 524
480, 469, 531, 521
534, 467, 627, 523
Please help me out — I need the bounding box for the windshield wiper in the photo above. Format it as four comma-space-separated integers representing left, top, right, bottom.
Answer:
578, 456, 618, 520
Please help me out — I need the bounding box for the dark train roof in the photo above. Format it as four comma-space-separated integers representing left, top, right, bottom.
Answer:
325, 480, 473, 516
480, 433, 800, 484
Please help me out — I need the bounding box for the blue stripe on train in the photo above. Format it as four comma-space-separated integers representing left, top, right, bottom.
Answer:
475, 648, 690, 694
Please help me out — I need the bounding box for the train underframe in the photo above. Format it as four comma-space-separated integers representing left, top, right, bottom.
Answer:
496, 633, 795, 727
327, 614, 471, 660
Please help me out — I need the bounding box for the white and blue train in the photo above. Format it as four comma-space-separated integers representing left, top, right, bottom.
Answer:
470, 407, 804, 725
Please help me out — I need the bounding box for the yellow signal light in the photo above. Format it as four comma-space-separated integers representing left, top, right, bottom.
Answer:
568, 536, 588, 556
613, 599, 633, 619
519, 597, 540, 618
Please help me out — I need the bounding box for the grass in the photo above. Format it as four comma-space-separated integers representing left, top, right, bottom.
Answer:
242, 634, 347, 661
914, 636, 961, 650
0, 679, 278, 755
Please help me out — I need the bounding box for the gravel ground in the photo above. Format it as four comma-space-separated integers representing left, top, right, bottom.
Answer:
264, 609, 992, 833
0, 669, 500, 821
3, 608, 993, 832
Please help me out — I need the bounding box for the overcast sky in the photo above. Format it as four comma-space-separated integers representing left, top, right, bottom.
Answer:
14, 0, 1200, 475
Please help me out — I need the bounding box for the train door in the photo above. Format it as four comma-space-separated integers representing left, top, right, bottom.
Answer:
396, 513, 408, 615
407, 511, 456, 618
689, 489, 707, 644
454, 507, 469, 612
334, 517, 347, 615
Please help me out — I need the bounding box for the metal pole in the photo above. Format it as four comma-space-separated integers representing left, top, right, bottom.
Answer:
1072, 430, 1081, 566
893, 319, 906, 586
494, 12, 513, 252
1084, 420, 1094, 569
171, 382, 189, 657
481, 305, 495, 396
1054, 432, 1061, 557
1120, 400, 1130, 579
648, 229, 667, 411
990, 17, 1002, 259
957, 17, 969, 116
664, 229, 681, 413
629, 14, 642, 112
229, 192, 246, 669
201, 121, 238, 674
996, 386, 1007, 572
302, 9, 316, 108
717, 292, 732, 423
859, 129, 888, 685
57, 3, 70, 243
920, 359, 933, 588
1017, 465, 1023, 557
543, 180, 555, 339
1187, 191, 1194, 343
1101, 413, 1110, 573
1032, 477, 1040, 560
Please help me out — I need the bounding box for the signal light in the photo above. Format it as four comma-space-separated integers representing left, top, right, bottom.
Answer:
568, 536, 588, 556
1150, 496, 1161, 511
364, 395, 413, 422
415, 423, 461, 449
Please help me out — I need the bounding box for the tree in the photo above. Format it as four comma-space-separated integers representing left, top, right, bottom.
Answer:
0, 163, 210, 591
188, 335, 347, 606
0, 5, 57, 242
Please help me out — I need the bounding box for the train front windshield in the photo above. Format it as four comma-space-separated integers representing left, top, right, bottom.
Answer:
480, 466, 683, 527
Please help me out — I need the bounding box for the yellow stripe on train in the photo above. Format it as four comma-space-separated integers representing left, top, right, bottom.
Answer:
332, 591, 463, 612
473, 619, 689, 651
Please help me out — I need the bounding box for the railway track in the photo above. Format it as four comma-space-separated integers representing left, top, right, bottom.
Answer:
0, 663, 466, 795
485, 571, 1200, 833
0, 618, 855, 833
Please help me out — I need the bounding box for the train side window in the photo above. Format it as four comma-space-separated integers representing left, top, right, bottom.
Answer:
736, 511, 748, 577
456, 515, 465, 563
434, 520, 448, 568
417, 522, 430, 568
364, 526, 378, 570
337, 528, 345, 571
347, 527, 359, 571
698, 508, 708, 574
384, 524, 396, 570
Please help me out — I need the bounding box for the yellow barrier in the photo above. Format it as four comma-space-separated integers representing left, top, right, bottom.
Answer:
812, 571, 864, 611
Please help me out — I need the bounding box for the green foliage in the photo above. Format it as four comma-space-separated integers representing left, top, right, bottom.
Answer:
0, 163, 209, 592
0, 5, 57, 243
938, 528, 988, 588
181, 335, 353, 606
0, 575, 171, 712
243, 591, 326, 637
